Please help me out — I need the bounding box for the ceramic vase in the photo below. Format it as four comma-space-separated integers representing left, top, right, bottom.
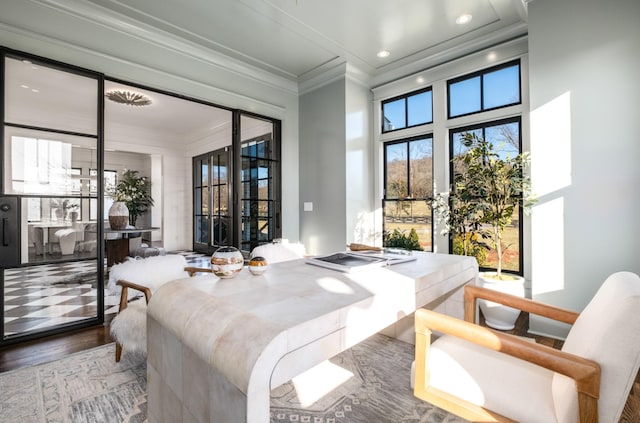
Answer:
210, 246, 244, 278
108, 201, 129, 230
248, 256, 269, 275
478, 273, 525, 330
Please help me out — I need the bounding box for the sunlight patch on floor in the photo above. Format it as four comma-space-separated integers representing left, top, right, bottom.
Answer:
291, 360, 354, 407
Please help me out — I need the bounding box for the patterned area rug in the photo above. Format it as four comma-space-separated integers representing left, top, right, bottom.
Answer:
0, 344, 145, 423
269, 333, 467, 423
125, 334, 467, 423
0, 336, 467, 423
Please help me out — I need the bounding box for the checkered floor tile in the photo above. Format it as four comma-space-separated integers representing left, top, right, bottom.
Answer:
3, 251, 210, 337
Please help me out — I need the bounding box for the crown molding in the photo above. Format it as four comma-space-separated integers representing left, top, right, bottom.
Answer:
370, 21, 528, 88
32, 0, 299, 95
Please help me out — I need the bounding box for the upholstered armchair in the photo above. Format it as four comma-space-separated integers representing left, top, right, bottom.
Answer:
413, 271, 640, 423
109, 254, 212, 362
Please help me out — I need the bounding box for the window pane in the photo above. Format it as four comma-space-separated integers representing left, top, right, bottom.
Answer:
4, 57, 98, 136
450, 119, 522, 273
5, 129, 97, 196
201, 161, 208, 186
385, 143, 408, 198
383, 200, 433, 251
408, 138, 432, 199
407, 91, 432, 126
484, 65, 520, 109
196, 216, 209, 244
449, 76, 481, 117
382, 98, 406, 131
485, 122, 520, 158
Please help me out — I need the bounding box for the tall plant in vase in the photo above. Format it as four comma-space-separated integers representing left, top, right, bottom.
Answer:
432, 131, 535, 330
109, 170, 154, 227
456, 132, 535, 279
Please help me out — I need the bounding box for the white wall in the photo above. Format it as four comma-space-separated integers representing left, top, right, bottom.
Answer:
299, 78, 347, 255
528, 0, 640, 337
345, 78, 375, 247
0, 0, 300, 250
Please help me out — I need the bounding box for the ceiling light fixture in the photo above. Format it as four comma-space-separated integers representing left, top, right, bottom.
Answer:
105, 90, 152, 107
377, 50, 390, 58
456, 13, 473, 25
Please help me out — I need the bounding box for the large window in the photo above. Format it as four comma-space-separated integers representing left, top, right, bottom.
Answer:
383, 136, 433, 250
382, 88, 433, 133
448, 60, 520, 118
450, 118, 523, 274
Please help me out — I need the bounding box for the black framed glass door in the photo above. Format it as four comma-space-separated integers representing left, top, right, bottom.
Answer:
238, 113, 281, 253
193, 112, 281, 255
194, 147, 233, 254
1, 51, 103, 345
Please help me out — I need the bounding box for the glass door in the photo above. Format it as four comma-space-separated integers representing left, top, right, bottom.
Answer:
193, 147, 233, 254
237, 113, 281, 253
192, 113, 281, 255
1, 53, 103, 344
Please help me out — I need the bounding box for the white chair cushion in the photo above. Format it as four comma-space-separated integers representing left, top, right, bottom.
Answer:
428, 335, 559, 423
107, 254, 188, 299
110, 298, 147, 355
552, 271, 640, 423
251, 241, 305, 263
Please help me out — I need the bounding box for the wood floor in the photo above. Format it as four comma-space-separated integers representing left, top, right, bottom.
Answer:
0, 314, 114, 373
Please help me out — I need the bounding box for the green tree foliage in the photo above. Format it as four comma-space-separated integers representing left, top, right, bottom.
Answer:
383, 228, 424, 251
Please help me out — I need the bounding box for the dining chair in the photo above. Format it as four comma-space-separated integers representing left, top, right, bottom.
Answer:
413, 271, 640, 423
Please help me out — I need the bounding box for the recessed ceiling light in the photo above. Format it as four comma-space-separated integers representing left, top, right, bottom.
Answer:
377, 50, 390, 58
416, 76, 425, 84
456, 13, 472, 25
31, 89, 39, 93
20, 84, 29, 89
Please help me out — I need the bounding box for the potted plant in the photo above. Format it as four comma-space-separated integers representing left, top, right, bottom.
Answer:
108, 169, 154, 227
432, 131, 535, 329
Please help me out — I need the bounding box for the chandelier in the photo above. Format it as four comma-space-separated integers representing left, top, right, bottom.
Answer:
105, 90, 152, 106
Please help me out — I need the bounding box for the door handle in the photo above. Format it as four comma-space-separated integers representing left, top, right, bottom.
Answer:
2, 218, 8, 246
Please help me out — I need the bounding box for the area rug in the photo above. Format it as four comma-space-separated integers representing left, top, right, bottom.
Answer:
0, 335, 467, 423
0, 344, 146, 423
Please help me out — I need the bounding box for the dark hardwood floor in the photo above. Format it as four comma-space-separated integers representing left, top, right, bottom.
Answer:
0, 314, 114, 373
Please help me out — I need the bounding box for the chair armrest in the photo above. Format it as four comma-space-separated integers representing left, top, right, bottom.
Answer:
415, 308, 600, 400
464, 285, 580, 325
116, 279, 152, 311
184, 266, 214, 277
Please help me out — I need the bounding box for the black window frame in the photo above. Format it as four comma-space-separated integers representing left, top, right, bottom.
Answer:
382, 134, 434, 251
381, 87, 433, 134
447, 59, 521, 119
449, 116, 524, 275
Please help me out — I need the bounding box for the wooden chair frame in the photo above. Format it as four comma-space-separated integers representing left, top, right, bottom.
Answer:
114, 266, 212, 362
414, 285, 601, 423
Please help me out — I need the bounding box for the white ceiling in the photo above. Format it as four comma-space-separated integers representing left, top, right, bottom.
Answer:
87, 0, 528, 81
6, 0, 530, 151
